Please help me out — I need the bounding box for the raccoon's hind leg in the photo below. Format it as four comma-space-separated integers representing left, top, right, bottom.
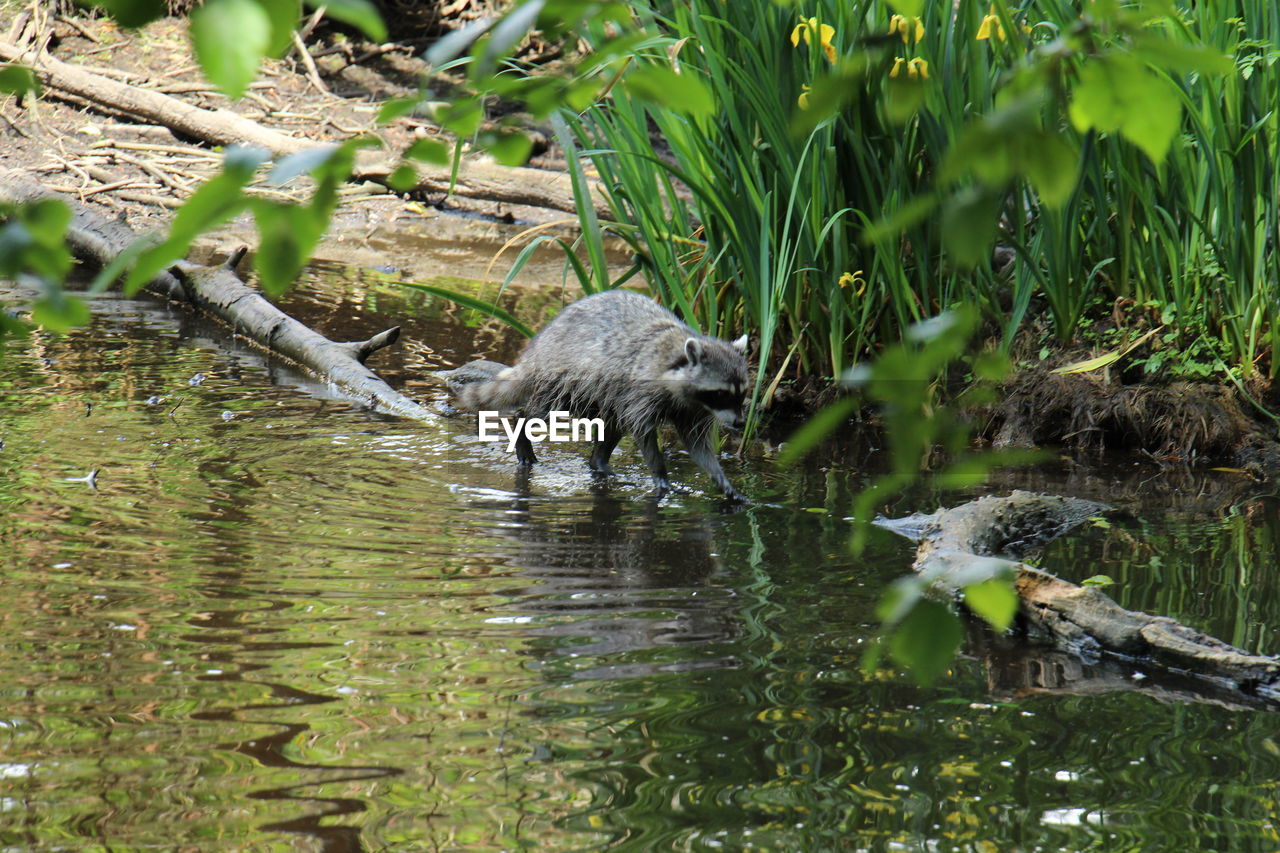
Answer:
635, 429, 671, 498
588, 423, 624, 475
677, 425, 746, 503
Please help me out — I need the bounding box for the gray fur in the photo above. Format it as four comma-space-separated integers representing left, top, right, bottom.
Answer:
453, 290, 749, 501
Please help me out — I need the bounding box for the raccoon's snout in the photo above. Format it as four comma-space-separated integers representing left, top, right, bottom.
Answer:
712, 408, 745, 431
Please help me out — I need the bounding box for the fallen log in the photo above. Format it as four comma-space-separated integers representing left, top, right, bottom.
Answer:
878, 490, 1280, 705
0, 168, 434, 422
0, 39, 590, 215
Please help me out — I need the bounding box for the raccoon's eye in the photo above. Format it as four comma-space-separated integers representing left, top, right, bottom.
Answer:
694, 390, 743, 410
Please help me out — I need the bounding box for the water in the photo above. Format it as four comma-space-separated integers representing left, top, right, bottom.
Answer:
2, 264, 1280, 851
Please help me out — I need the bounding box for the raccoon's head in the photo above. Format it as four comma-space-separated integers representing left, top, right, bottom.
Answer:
665, 334, 750, 430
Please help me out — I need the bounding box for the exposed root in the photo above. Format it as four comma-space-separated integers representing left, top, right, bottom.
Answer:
988, 370, 1280, 474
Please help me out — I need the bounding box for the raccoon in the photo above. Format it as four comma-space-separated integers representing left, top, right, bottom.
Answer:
449, 290, 750, 501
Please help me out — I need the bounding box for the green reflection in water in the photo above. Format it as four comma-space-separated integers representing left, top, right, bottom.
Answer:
0, 282, 1279, 851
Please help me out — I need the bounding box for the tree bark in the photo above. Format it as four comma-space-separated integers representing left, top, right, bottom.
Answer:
0, 169, 435, 422
0, 39, 590, 215
879, 490, 1280, 704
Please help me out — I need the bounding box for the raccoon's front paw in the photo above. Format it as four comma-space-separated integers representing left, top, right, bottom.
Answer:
723, 488, 749, 504
650, 477, 671, 500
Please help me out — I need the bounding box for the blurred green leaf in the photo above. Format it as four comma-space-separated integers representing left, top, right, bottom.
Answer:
125, 147, 266, 293
31, 293, 90, 333
405, 138, 451, 166
963, 577, 1018, 632
777, 396, 858, 468
190, 0, 271, 100
1069, 56, 1180, 164
251, 201, 323, 296
625, 66, 714, 118
941, 186, 1001, 267
885, 0, 922, 16
261, 0, 302, 56
875, 575, 924, 626
305, 0, 386, 42
484, 131, 533, 166
0, 64, 40, 97
77, 0, 166, 28
1019, 132, 1079, 208
888, 599, 962, 686
387, 164, 417, 191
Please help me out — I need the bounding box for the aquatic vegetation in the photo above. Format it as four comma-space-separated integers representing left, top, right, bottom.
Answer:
556, 0, 1280, 400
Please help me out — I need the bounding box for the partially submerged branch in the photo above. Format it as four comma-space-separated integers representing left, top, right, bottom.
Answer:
880, 491, 1280, 705
0, 169, 434, 422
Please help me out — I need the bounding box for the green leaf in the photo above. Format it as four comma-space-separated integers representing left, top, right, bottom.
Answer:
1132, 34, 1233, 75
0, 64, 40, 97
1118, 71, 1180, 164
776, 396, 858, 467
887, 599, 962, 686
1069, 59, 1127, 133
436, 98, 484, 138
79, 0, 166, 28
124, 147, 266, 293
1082, 574, 1116, 588
876, 575, 924, 626
963, 578, 1018, 632
941, 186, 1001, 267
885, 0, 922, 16
405, 137, 450, 166
1018, 132, 1079, 208
483, 131, 533, 166
387, 164, 417, 191
625, 66, 714, 118
1069, 56, 1181, 164
377, 96, 424, 125
305, 0, 387, 42
397, 283, 535, 338
260, 0, 302, 57
885, 76, 926, 124
251, 201, 324, 296
32, 294, 90, 333
190, 0, 271, 100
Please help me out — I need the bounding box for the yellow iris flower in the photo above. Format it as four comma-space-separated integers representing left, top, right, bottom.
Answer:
888, 14, 925, 44
798, 84, 812, 109
791, 17, 837, 63
889, 57, 928, 80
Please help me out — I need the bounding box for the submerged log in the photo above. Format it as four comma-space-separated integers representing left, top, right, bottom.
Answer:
0, 169, 434, 422
879, 491, 1280, 704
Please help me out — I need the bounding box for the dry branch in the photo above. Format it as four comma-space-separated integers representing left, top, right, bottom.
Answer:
0, 169, 435, 422
0, 39, 589, 215
879, 491, 1280, 704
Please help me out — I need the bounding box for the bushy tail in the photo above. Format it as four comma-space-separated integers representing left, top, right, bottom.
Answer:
434, 360, 527, 412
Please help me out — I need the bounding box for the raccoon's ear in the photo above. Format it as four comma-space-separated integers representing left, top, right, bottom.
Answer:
684, 337, 703, 366
731, 334, 749, 354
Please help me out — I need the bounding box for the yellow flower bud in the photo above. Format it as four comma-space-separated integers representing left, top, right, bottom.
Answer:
890, 56, 905, 78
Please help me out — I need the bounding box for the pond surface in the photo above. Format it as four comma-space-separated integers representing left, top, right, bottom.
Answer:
2, 261, 1280, 851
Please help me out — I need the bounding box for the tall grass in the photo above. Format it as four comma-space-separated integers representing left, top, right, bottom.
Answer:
553, 0, 1280, 398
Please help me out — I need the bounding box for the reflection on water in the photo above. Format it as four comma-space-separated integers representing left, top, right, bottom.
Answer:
2, 271, 1280, 850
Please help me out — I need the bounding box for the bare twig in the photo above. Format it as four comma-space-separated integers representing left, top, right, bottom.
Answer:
291, 29, 330, 95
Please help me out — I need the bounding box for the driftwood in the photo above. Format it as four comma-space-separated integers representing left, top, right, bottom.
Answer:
878, 491, 1280, 705
0, 168, 434, 421
0, 39, 588, 215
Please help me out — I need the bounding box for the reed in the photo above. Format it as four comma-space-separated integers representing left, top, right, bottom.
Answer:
552, 0, 1279, 401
